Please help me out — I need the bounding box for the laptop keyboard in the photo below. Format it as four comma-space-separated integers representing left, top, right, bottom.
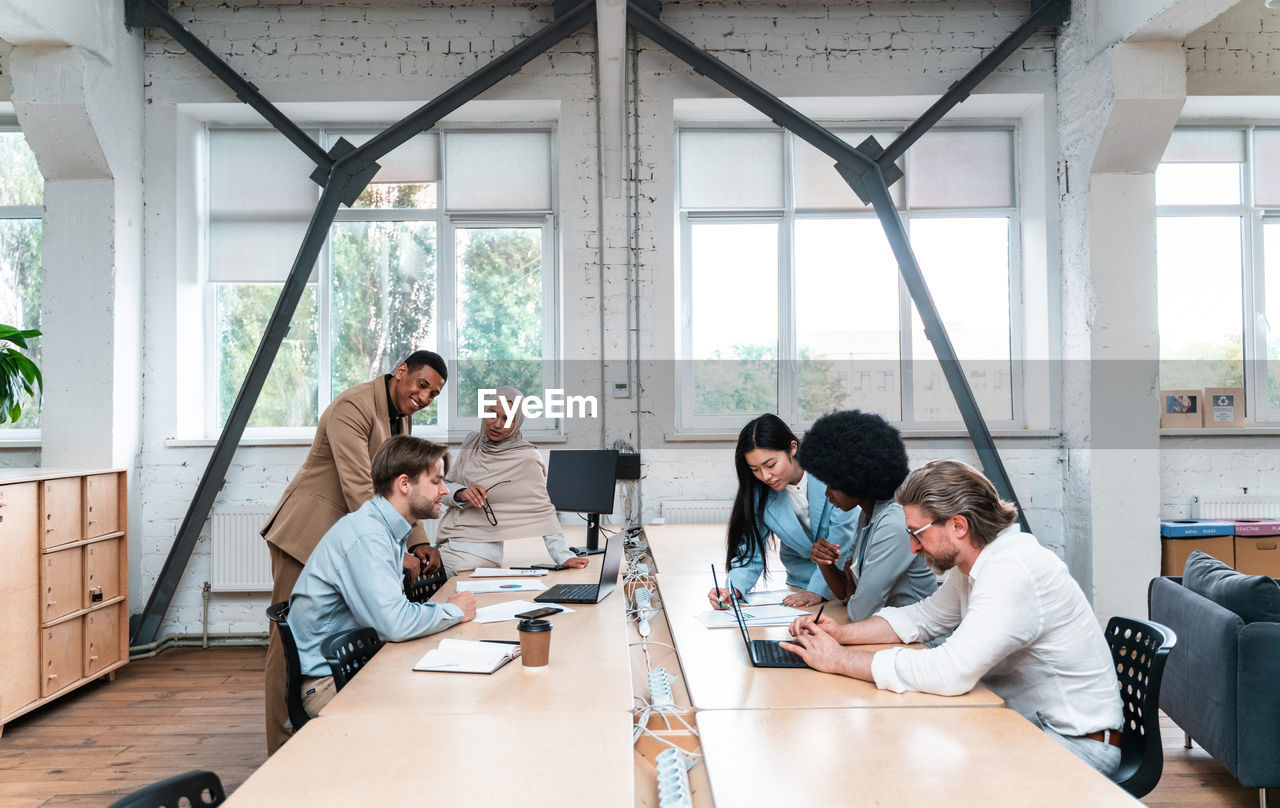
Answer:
546, 583, 597, 600
752, 640, 805, 667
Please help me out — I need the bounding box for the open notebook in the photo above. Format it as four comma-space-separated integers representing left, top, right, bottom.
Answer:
413, 639, 521, 674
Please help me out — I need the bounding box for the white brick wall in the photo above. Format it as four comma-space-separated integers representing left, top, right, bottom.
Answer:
1185, 2, 1279, 94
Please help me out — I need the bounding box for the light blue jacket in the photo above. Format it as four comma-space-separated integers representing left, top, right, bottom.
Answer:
726, 473, 856, 600
288, 497, 463, 677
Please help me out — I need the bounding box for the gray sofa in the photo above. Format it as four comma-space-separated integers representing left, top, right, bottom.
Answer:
1148, 552, 1280, 807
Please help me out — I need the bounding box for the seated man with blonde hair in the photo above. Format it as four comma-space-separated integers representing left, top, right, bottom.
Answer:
287, 435, 476, 720
783, 459, 1122, 776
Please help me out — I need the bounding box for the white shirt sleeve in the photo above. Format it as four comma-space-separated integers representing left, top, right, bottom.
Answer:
878, 560, 1042, 697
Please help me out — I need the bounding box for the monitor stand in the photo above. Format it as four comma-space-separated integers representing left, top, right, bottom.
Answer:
570, 513, 606, 555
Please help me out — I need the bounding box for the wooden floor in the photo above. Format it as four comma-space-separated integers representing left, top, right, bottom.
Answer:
0, 646, 1271, 807
0, 647, 267, 808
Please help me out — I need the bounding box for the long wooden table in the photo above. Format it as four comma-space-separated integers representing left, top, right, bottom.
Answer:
226, 712, 635, 806
319, 534, 633, 718
655, 571, 1003, 710
698, 707, 1142, 806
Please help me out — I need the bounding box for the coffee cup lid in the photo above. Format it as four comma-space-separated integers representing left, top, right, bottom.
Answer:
517, 618, 553, 633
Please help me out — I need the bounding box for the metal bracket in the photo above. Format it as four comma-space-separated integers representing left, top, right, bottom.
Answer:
1032, 0, 1071, 27
836, 137, 903, 204
309, 138, 382, 205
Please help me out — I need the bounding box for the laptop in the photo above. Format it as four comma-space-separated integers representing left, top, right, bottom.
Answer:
534, 531, 623, 604
725, 578, 809, 669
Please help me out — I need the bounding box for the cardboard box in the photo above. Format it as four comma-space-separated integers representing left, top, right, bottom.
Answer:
1160, 389, 1203, 428
1234, 536, 1280, 577
1162, 535, 1235, 576
1203, 387, 1246, 427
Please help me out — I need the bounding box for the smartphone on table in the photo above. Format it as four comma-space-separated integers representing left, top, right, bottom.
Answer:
514, 606, 564, 620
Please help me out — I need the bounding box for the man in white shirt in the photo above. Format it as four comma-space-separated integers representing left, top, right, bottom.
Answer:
782, 459, 1123, 776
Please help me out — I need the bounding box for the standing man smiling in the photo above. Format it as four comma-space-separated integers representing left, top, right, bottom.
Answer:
260, 350, 448, 754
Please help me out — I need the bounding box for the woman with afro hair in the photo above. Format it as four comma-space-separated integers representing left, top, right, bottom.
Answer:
708, 413, 857, 610
797, 409, 936, 620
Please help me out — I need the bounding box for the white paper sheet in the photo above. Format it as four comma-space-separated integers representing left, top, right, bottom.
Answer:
696, 603, 806, 629
456, 578, 549, 594
472, 600, 577, 624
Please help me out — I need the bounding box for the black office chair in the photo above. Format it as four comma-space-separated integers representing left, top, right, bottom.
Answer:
107, 769, 226, 808
265, 601, 311, 732
320, 626, 384, 691
1105, 616, 1177, 798
404, 566, 448, 603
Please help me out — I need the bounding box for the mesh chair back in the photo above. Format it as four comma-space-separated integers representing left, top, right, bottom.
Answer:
106, 769, 226, 808
265, 601, 311, 732
1105, 616, 1177, 798
320, 626, 385, 691
404, 567, 448, 603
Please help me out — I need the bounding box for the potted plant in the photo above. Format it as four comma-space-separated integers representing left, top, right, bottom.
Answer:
0, 324, 42, 423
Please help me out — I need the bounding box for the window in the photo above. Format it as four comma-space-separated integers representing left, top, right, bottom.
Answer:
0, 126, 43, 432
678, 126, 1018, 430
1156, 127, 1280, 424
206, 126, 557, 435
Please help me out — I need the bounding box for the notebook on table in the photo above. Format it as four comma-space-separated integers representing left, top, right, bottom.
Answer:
534, 532, 623, 604
413, 639, 521, 674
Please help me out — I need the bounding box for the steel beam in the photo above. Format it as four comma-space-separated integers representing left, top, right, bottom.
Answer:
627, 0, 1035, 529
130, 0, 599, 644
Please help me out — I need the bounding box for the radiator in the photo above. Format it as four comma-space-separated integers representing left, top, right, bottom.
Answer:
210, 508, 274, 592
209, 507, 442, 592
1191, 494, 1280, 520
660, 500, 733, 524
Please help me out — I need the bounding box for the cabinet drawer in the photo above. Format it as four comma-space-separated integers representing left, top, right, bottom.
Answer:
85, 538, 123, 606
42, 619, 83, 698
85, 473, 121, 538
42, 477, 83, 549
0, 482, 40, 717
84, 604, 123, 678
42, 548, 83, 623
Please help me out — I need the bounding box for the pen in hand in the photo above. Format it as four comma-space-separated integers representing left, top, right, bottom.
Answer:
805, 604, 825, 635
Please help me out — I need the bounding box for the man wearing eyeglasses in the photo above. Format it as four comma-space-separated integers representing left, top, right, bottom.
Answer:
782, 459, 1123, 776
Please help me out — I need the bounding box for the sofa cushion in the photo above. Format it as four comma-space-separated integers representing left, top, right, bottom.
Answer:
1183, 550, 1280, 624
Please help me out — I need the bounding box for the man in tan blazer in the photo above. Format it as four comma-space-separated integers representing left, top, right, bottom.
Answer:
261, 350, 447, 753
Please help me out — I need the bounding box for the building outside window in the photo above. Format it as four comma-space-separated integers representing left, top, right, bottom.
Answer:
0, 125, 43, 433
206, 126, 558, 436
1156, 127, 1280, 423
677, 125, 1019, 431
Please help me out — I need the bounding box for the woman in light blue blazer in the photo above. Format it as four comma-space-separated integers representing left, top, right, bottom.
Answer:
707, 413, 856, 609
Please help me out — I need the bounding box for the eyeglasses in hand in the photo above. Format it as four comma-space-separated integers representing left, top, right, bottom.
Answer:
478, 480, 511, 526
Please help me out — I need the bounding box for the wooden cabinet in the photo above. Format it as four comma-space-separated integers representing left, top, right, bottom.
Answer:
0, 469, 127, 735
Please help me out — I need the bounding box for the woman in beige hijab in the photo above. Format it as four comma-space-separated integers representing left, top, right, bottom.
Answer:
435, 386, 591, 576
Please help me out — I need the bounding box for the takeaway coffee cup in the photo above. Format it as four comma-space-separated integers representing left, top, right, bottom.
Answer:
517, 618, 553, 668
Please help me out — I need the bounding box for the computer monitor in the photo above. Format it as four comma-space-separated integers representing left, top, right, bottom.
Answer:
546, 449, 619, 555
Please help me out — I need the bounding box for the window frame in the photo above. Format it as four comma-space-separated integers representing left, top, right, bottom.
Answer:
1156, 124, 1280, 425
201, 123, 561, 438
0, 119, 45, 440
675, 122, 1024, 433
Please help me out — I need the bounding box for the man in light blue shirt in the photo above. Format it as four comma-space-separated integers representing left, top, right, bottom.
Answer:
288, 435, 477, 718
